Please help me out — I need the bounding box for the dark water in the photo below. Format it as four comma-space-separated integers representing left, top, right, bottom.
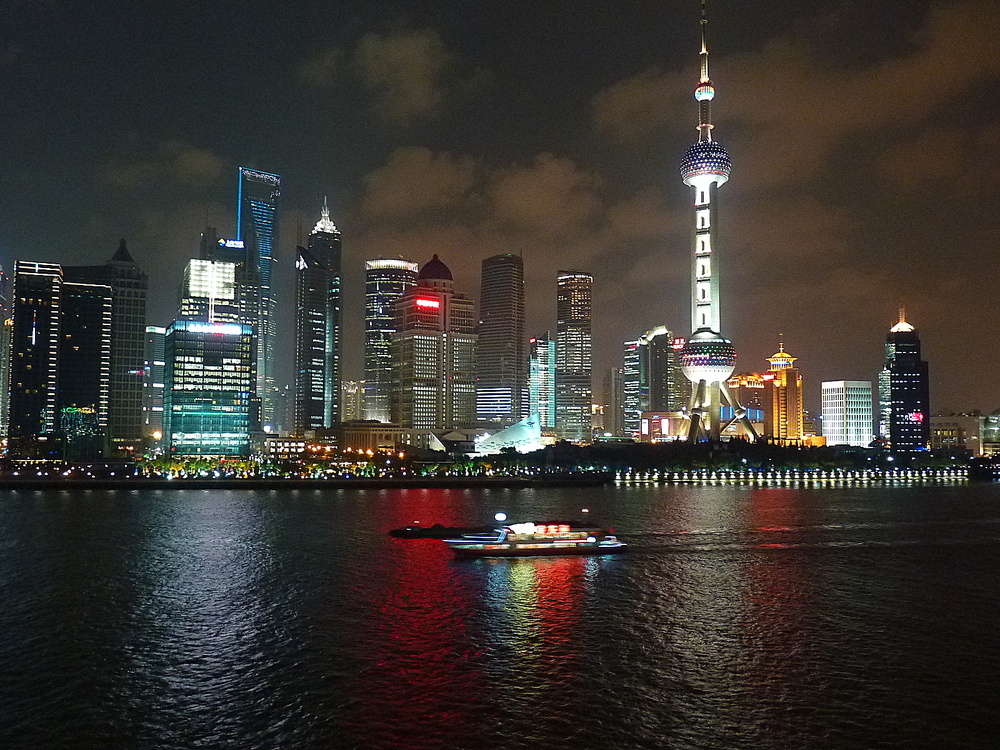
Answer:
2, 482, 1000, 749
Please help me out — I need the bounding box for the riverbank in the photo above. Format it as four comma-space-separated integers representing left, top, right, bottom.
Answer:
0, 473, 614, 491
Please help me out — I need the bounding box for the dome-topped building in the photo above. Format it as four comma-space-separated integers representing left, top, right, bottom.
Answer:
417, 253, 453, 281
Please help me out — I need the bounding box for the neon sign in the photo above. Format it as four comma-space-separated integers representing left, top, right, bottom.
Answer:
415, 298, 440, 309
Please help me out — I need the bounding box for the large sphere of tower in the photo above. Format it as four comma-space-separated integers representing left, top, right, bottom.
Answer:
680, 141, 731, 187
680, 329, 736, 384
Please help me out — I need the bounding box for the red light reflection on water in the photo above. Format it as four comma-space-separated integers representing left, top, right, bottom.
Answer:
742, 489, 818, 723
345, 490, 488, 745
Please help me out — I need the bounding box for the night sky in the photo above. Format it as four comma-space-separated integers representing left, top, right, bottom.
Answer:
1, 0, 998, 418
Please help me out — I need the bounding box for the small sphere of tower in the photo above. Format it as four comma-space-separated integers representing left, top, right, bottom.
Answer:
680, 141, 731, 187
694, 83, 715, 101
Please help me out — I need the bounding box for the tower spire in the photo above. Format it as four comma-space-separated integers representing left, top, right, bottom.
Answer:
312, 196, 339, 235
695, 0, 715, 142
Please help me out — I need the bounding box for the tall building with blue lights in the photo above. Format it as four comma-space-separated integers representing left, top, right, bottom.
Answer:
162, 258, 256, 456
236, 167, 281, 429
678, 1, 756, 441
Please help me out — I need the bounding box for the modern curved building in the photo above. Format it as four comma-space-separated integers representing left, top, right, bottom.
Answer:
679, 2, 756, 441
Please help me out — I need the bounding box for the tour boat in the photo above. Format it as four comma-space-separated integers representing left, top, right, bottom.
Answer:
443, 518, 626, 558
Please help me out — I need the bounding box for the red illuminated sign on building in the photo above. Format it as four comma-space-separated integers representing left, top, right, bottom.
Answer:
415, 298, 440, 309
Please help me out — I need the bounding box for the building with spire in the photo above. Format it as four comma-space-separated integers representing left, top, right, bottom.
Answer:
476, 253, 527, 426
678, 1, 756, 441
294, 199, 342, 435
390, 254, 477, 430
364, 258, 418, 421
878, 310, 930, 453
763, 342, 804, 443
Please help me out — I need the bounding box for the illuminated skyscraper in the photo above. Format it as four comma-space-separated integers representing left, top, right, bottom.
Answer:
555, 270, 593, 443
8, 263, 63, 449
236, 167, 281, 428
822, 381, 873, 447
391, 255, 477, 429
7, 262, 113, 458
163, 320, 255, 456
878, 311, 930, 453
364, 258, 418, 421
529, 332, 556, 429
0, 270, 9, 436
477, 253, 527, 425
294, 199, 342, 434
678, 2, 756, 441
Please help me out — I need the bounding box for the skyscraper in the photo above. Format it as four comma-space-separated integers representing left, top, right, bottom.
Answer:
878, 311, 930, 453
555, 270, 593, 443
528, 332, 557, 430
294, 199, 342, 435
477, 253, 527, 425
602, 366, 625, 437
0, 270, 10, 437
763, 342, 804, 443
391, 255, 477, 430
236, 167, 281, 429
7, 262, 63, 449
678, 3, 756, 441
622, 327, 686, 438
7, 262, 113, 458
65, 240, 148, 452
364, 258, 418, 421
822, 381, 873, 447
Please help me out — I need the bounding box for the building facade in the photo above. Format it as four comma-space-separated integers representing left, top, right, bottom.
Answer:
391, 255, 477, 430
64, 240, 148, 452
294, 200, 342, 435
821, 380, 873, 447
364, 258, 418, 421
878, 312, 930, 453
143, 326, 166, 445
476, 253, 527, 426
163, 320, 255, 456
555, 271, 593, 443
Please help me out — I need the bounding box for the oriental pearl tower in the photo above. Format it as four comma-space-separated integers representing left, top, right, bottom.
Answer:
679, 0, 758, 441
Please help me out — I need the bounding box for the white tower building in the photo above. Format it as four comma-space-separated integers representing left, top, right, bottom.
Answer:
679, 1, 756, 441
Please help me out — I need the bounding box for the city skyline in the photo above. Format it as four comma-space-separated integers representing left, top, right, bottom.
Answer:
0, 1, 996, 417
